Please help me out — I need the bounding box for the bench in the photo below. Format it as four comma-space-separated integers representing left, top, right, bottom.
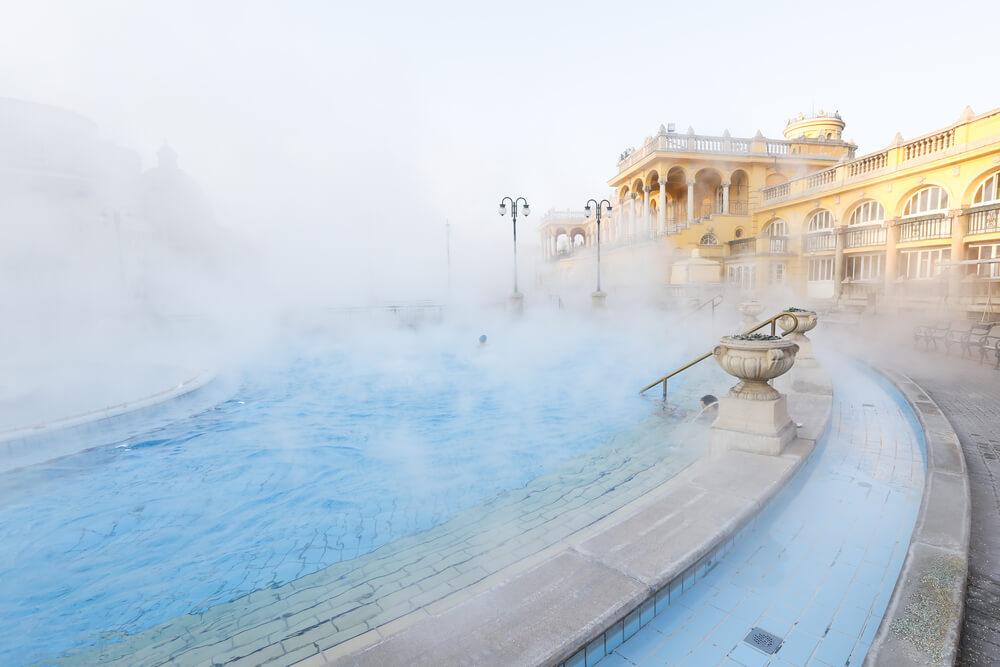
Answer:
975, 324, 1000, 368
913, 321, 945, 350
944, 322, 992, 357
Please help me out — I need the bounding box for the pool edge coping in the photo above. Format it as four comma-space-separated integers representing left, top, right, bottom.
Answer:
0, 369, 220, 473
862, 368, 971, 667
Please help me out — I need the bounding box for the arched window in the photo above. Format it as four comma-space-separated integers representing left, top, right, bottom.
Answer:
973, 172, 1000, 206
903, 186, 949, 217
765, 219, 788, 237
807, 210, 834, 232
734, 227, 744, 239
849, 200, 885, 226
699, 233, 719, 246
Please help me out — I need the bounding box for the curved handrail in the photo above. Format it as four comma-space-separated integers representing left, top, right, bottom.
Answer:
639, 311, 801, 401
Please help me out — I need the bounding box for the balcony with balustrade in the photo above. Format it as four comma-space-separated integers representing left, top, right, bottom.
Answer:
897, 216, 952, 243
614, 127, 851, 177
845, 226, 887, 249
805, 233, 836, 253
728, 238, 756, 257
759, 123, 967, 206
966, 203, 1000, 236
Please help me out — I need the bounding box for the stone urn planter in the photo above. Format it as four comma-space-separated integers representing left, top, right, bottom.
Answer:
737, 300, 764, 328
713, 334, 799, 401
709, 334, 800, 456
776, 308, 817, 336
776, 307, 818, 369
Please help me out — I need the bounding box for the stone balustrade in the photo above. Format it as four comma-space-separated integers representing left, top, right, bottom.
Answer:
967, 203, 1000, 235
845, 225, 887, 248
897, 216, 952, 242
761, 126, 963, 204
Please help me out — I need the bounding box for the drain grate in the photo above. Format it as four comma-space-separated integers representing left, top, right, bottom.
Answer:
744, 627, 783, 654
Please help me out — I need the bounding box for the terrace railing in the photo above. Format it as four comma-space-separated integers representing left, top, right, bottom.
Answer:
845, 226, 887, 248
729, 237, 756, 256
759, 124, 966, 205
898, 216, 951, 242
805, 233, 836, 252
616, 131, 843, 173
639, 311, 801, 403
967, 204, 1000, 235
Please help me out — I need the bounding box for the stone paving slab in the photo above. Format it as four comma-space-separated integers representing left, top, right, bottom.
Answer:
336, 551, 648, 667
576, 453, 802, 589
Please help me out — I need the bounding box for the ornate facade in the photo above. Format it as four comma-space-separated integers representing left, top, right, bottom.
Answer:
540, 107, 1000, 317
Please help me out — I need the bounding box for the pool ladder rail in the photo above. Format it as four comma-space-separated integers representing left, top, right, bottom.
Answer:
639, 311, 801, 404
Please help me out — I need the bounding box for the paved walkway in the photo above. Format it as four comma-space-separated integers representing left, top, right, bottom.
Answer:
596, 359, 925, 666
896, 352, 1000, 666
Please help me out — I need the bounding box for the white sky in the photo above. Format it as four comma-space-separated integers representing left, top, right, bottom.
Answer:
2, 0, 998, 299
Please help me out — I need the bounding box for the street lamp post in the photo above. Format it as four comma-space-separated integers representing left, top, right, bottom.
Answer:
498, 195, 529, 313
585, 198, 612, 308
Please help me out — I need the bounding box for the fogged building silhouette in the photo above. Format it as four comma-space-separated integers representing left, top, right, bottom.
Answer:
0, 96, 222, 320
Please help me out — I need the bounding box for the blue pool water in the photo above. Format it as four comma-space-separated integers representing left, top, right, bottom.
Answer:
0, 320, 684, 665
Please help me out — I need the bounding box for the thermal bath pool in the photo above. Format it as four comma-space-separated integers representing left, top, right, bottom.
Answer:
0, 319, 715, 665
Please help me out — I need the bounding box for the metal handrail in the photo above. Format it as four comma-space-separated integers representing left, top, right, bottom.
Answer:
639, 311, 801, 402
679, 294, 723, 321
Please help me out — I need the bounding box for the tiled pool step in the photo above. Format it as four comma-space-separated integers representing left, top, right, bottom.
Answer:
60, 414, 703, 666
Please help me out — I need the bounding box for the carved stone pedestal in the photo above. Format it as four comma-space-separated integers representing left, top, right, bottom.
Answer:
710, 394, 798, 456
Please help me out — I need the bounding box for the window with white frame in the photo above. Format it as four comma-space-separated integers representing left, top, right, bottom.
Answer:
848, 201, 885, 226
807, 210, 834, 232
899, 247, 951, 279
700, 233, 719, 245
769, 262, 785, 284
845, 253, 884, 282
808, 257, 835, 281
765, 219, 788, 237
902, 186, 949, 217
973, 172, 1000, 206
727, 264, 756, 290
969, 243, 1000, 278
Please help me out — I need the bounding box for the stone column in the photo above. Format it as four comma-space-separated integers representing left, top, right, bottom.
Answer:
658, 180, 667, 235
722, 182, 730, 215
884, 220, 898, 308
628, 193, 636, 243
833, 225, 845, 301
948, 211, 965, 306
686, 179, 695, 222
642, 185, 650, 239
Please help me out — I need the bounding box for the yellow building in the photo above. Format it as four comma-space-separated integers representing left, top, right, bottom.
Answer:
541, 107, 1000, 317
